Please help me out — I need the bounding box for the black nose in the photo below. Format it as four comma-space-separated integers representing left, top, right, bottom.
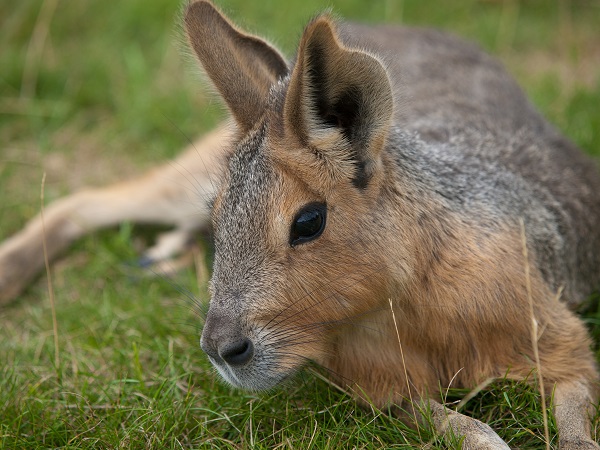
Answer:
219, 338, 254, 366
201, 309, 255, 366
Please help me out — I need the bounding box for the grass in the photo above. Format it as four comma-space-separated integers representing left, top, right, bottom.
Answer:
1, 0, 600, 448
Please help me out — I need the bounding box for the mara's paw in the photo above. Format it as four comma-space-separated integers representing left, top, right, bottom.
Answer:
441, 412, 510, 450
126, 236, 204, 280
0, 238, 39, 305
560, 438, 600, 450
452, 419, 510, 450
428, 400, 510, 450
0, 270, 25, 305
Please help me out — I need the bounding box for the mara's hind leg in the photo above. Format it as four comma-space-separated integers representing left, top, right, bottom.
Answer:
0, 123, 232, 305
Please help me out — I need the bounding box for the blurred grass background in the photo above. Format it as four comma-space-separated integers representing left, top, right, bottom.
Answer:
1, 0, 599, 448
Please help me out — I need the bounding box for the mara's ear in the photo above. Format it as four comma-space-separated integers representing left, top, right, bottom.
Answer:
185, 1, 288, 132
284, 17, 393, 189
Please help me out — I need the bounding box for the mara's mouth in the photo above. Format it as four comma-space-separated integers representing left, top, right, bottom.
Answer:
200, 313, 325, 390
207, 352, 297, 391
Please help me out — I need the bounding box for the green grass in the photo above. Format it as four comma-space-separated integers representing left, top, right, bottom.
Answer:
1, 0, 600, 448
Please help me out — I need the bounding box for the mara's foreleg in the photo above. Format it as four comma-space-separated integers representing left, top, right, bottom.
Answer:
421, 398, 510, 449
554, 380, 599, 450
423, 383, 599, 450
0, 123, 232, 305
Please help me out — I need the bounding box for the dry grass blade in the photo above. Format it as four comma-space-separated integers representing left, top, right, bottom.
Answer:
21, 0, 59, 98
520, 217, 550, 450
40, 172, 60, 374
388, 298, 421, 438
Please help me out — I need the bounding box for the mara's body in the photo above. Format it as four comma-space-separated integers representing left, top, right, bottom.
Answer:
1, 1, 599, 448
187, 3, 600, 449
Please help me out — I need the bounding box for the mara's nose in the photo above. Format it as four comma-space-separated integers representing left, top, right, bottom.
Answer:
201, 312, 254, 366
217, 338, 254, 366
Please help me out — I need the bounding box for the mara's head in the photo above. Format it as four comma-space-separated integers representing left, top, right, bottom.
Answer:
185, 1, 396, 390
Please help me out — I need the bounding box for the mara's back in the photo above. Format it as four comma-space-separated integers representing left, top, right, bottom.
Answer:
340, 23, 600, 306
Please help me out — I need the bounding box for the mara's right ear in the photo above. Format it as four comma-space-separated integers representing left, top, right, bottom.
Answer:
185, 1, 288, 132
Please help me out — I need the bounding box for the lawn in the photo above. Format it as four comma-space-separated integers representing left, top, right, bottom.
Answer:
1, 0, 600, 448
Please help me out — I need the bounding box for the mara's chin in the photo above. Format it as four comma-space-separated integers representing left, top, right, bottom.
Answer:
208, 356, 299, 391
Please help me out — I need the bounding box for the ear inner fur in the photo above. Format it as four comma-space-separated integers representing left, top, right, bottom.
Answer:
283, 16, 393, 188
185, 1, 288, 131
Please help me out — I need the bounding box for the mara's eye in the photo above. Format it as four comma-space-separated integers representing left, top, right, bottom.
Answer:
290, 203, 327, 246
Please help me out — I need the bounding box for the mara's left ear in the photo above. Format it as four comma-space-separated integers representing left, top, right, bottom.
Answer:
185, 1, 288, 132
284, 17, 393, 189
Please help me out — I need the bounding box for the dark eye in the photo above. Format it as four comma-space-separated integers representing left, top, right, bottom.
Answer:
290, 203, 327, 246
